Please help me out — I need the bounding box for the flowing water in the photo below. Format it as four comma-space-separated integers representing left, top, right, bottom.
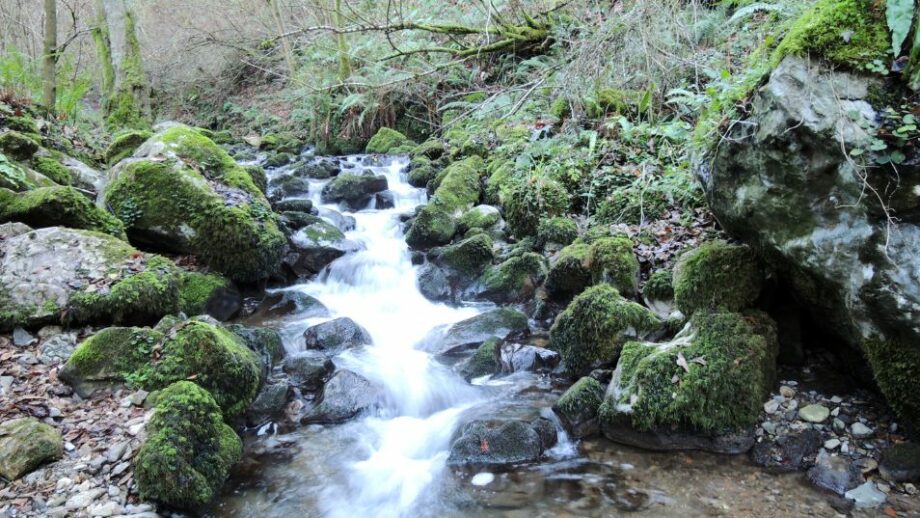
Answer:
208, 153, 843, 518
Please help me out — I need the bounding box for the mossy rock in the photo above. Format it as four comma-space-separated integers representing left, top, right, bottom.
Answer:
0, 187, 126, 238
600, 310, 778, 434
458, 205, 501, 234
320, 173, 388, 209
0, 417, 63, 480
549, 284, 660, 377
259, 133, 302, 154
408, 163, 437, 188
366, 128, 415, 154
243, 165, 268, 194
30, 155, 72, 185
61, 320, 262, 417
501, 175, 570, 239
865, 336, 920, 431
410, 139, 445, 160
178, 271, 239, 320
458, 337, 501, 381
772, 0, 889, 70
545, 243, 592, 300
135, 381, 242, 509
264, 152, 294, 168
553, 376, 605, 439
643, 269, 674, 302
585, 235, 639, 296
537, 217, 578, 247
479, 253, 548, 304
673, 241, 763, 315
0, 131, 39, 161
437, 234, 494, 275
105, 130, 153, 165
105, 147, 285, 284
405, 157, 483, 248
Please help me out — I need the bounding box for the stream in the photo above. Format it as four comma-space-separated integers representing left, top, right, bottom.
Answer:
206, 153, 842, 517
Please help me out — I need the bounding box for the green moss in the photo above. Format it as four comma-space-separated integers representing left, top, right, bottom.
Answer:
104, 130, 152, 165
461, 337, 501, 379
259, 132, 302, 154
0, 186, 126, 238
550, 97, 570, 119
481, 252, 547, 298
61, 327, 164, 390
585, 235, 639, 296
156, 126, 262, 196
458, 207, 501, 233
585, 88, 641, 118
865, 336, 920, 430
243, 165, 267, 194
135, 381, 242, 509
438, 234, 494, 275
226, 324, 284, 366
601, 310, 778, 433
537, 217, 578, 247
643, 269, 674, 301
408, 162, 437, 188
179, 272, 231, 316
553, 376, 605, 435
772, 0, 889, 70
484, 160, 515, 205
366, 128, 415, 154
545, 243, 592, 299
549, 284, 660, 377
410, 139, 445, 160
673, 241, 763, 315
30, 156, 72, 185
406, 157, 483, 248
0, 131, 39, 161
104, 9, 149, 130
501, 175, 570, 238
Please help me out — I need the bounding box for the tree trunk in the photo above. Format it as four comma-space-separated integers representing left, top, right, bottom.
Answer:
41, 0, 57, 110
333, 0, 351, 82
95, 0, 150, 129
91, 0, 115, 101
269, 0, 296, 78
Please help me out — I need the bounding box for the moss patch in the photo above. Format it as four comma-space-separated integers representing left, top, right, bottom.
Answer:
438, 234, 494, 275
406, 157, 483, 247
585, 235, 639, 296
0, 131, 39, 161
537, 217, 578, 247
545, 243, 592, 299
501, 175, 570, 238
673, 241, 763, 315
0, 186, 126, 238
178, 272, 232, 317
105, 129, 152, 165
865, 336, 920, 430
30, 156, 72, 185
366, 128, 415, 154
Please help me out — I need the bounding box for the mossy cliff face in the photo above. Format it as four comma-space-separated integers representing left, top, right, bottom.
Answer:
405, 156, 484, 248
549, 284, 660, 377
135, 381, 242, 509
0, 226, 181, 331
104, 125, 285, 283
0, 186, 126, 238
600, 310, 778, 436
699, 55, 920, 429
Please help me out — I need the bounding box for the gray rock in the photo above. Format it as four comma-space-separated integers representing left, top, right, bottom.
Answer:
303, 317, 372, 354
553, 376, 605, 439
807, 450, 861, 495
751, 429, 821, 473
499, 343, 560, 373
39, 332, 78, 365
282, 353, 335, 391
799, 404, 830, 423
243, 291, 329, 323
301, 369, 380, 424
0, 418, 63, 480
447, 417, 557, 466
246, 382, 291, 423
850, 422, 873, 438
845, 481, 886, 509
320, 173, 389, 210
12, 327, 35, 347
317, 207, 356, 232
284, 221, 362, 276
422, 308, 529, 356
417, 263, 452, 302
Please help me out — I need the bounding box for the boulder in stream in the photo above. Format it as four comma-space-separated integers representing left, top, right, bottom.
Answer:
320, 173, 389, 210
447, 417, 557, 466
301, 369, 381, 424
423, 308, 529, 356
303, 317, 373, 354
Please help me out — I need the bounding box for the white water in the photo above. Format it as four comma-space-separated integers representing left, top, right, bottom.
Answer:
268, 156, 483, 517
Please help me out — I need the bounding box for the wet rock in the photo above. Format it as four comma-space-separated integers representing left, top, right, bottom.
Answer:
269, 174, 310, 198
750, 429, 821, 473
282, 354, 335, 391
553, 376, 605, 439
303, 317, 372, 354
807, 450, 861, 495
447, 417, 557, 466
417, 263, 452, 301
227, 324, 285, 369
0, 418, 62, 480
880, 442, 920, 482
39, 332, 78, 365
499, 343, 560, 373
457, 337, 501, 381
293, 158, 339, 179
601, 418, 756, 454
243, 290, 329, 323
375, 191, 396, 209
301, 369, 380, 424
321, 173, 389, 210
246, 383, 292, 424
850, 422, 873, 438
845, 481, 886, 508
284, 221, 362, 276
317, 207, 356, 232
273, 198, 314, 213
798, 404, 830, 423
424, 308, 529, 356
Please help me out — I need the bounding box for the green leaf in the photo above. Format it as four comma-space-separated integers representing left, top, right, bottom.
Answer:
887, 0, 916, 55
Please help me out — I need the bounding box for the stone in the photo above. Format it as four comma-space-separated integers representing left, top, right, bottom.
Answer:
65, 488, 105, 510
301, 370, 380, 424
88, 501, 123, 517
448, 417, 557, 466
879, 443, 920, 482
553, 376, 605, 439
779, 385, 796, 398
423, 308, 529, 357
12, 327, 35, 346
39, 332, 77, 365
0, 418, 63, 480
320, 173, 389, 210
246, 382, 292, 424
751, 429, 822, 473
799, 404, 830, 423
807, 450, 861, 496
282, 353, 335, 391
764, 399, 780, 414
845, 482, 886, 509
284, 221, 362, 276
850, 422, 873, 438
825, 438, 841, 450
303, 317, 373, 354
498, 343, 560, 373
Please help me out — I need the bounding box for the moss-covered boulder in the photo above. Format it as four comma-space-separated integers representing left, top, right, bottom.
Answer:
366, 128, 415, 154
135, 381, 242, 509
599, 311, 778, 452
458, 205, 502, 235
0, 131, 39, 160
478, 252, 548, 304
436, 234, 494, 276
178, 272, 240, 321
61, 319, 262, 416
0, 226, 181, 331
30, 155, 72, 185
0, 186, 126, 238
549, 284, 660, 377
545, 243, 592, 300
104, 129, 153, 165
405, 157, 483, 248
104, 125, 286, 283
428, 308, 529, 356
0, 417, 63, 480
410, 139, 445, 160
553, 376, 605, 439
0, 152, 55, 192
537, 217, 578, 247
458, 337, 501, 381
259, 132, 302, 154
320, 173, 389, 210
500, 175, 569, 238
642, 269, 676, 319
672, 241, 763, 315
585, 235, 639, 296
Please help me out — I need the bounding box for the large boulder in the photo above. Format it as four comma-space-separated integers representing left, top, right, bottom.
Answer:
60, 319, 262, 417
549, 284, 659, 377
135, 381, 242, 509
320, 173, 388, 210
302, 317, 373, 354
0, 186, 126, 238
365, 128, 415, 154
672, 241, 763, 315
699, 56, 920, 429
405, 157, 483, 248
598, 310, 778, 453
553, 376, 606, 439
447, 417, 557, 466
284, 220, 361, 276
301, 369, 381, 424
423, 308, 529, 356
0, 152, 56, 192
0, 418, 62, 480
476, 252, 547, 304
103, 125, 286, 283
0, 226, 181, 331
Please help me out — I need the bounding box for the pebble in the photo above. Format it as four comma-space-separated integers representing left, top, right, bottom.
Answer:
107, 441, 129, 462
851, 422, 873, 438
833, 418, 846, 433
12, 327, 35, 346
779, 386, 796, 398
830, 396, 843, 404
130, 389, 149, 406
799, 404, 830, 423
89, 501, 123, 517
762, 421, 777, 436
764, 400, 780, 414
824, 439, 841, 450
65, 488, 105, 510
55, 477, 74, 491
471, 472, 495, 486
845, 481, 886, 508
